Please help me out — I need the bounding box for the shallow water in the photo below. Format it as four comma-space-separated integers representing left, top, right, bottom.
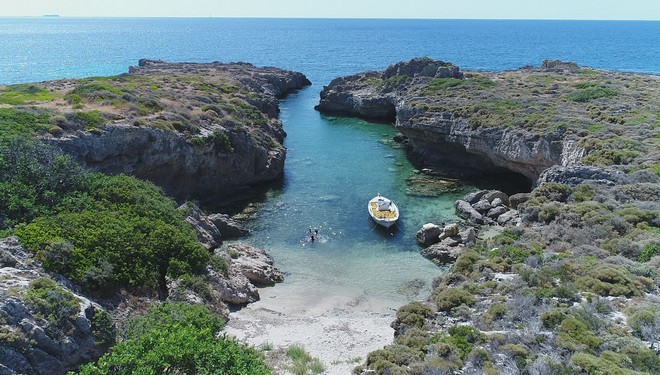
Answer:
237, 83, 472, 311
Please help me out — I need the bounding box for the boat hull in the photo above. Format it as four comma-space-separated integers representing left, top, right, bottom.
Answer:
368, 195, 399, 229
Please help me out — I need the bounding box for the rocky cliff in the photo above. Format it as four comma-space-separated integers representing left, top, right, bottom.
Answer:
316, 58, 659, 186
0, 238, 113, 375
36, 60, 310, 204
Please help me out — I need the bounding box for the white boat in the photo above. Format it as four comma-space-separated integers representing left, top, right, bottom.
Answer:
368, 194, 399, 228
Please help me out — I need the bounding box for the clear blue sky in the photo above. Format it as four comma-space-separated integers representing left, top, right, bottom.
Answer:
1, 0, 659, 20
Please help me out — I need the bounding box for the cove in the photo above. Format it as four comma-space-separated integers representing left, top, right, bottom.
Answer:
234, 82, 475, 312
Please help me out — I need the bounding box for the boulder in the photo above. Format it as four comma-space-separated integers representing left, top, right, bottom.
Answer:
486, 206, 509, 219
491, 197, 504, 207
226, 243, 284, 286
463, 190, 489, 204
181, 203, 222, 250
455, 200, 484, 224
459, 227, 477, 247
441, 224, 460, 239
482, 190, 510, 206
497, 210, 520, 226
422, 239, 467, 264
509, 193, 532, 209
208, 213, 249, 238
472, 199, 492, 213
416, 223, 443, 246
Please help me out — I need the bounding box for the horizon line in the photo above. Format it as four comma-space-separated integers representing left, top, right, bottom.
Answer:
1, 15, 659, 22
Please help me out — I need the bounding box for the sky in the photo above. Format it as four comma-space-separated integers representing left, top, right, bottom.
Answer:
1, 0, 659, 20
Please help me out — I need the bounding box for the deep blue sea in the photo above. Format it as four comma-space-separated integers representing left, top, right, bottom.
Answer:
2, 18, 659, 310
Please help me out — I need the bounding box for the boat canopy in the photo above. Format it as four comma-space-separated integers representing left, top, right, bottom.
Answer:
377, 199, 391, 211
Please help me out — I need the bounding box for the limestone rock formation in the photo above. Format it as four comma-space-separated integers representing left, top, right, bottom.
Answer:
208, 213, 249, 238
315, 58, 620, 184
43, 60, 311, 205
418, 225, 477, 264
180, 203, 223, 250
0, 238, 113, 375
225, 243, 284, 286
456, 190, 520, 226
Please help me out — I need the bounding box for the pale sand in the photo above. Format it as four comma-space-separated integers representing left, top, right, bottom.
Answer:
225, 282, 401, 375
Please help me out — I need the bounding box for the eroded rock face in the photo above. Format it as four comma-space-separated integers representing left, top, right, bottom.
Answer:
0, 238, 113, 375
47, 60, 311, 205
226, 243, 284, 286
315, 58, 589, 184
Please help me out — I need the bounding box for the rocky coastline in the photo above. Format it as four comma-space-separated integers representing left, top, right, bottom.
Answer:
0, 60, 306, 374
316, 58, 659, 374
43, 59, 310, 205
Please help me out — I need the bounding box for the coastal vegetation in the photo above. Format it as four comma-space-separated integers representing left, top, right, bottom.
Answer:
2, 140, 208, 297
76, 303, 270, 374
315, 58, 659, 374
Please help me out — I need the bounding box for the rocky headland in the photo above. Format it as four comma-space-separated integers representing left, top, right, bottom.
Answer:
17, 59, 310, 205
0, 60, 305, 374
316, 58, 658, 189
317, 58, 659, 374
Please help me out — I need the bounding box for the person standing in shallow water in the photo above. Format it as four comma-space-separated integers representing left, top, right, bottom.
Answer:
308, 227, 319, 242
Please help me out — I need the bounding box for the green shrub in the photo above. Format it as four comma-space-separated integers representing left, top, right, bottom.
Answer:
25, 278, 80, 331
0, 84, 54, 105
434, 287, 476, 312
576, 263, 641, 297
431, 325, 484, 360
637, 242, 659, 262
70, 111, 105, 130
78, 321, 269, 375
567, 87, 618, 102
557, 317, 602, 352
14, 171, 209, 296
571, 184, 597, 202
391, 301, 435, 334
484, 302, 507, 321
393, 327, 430, 351
452, 250, 481, 276
208, 254, 229, 277
90, 307, 115, 347
0, 108, 52, 142
571, 352, 631, 375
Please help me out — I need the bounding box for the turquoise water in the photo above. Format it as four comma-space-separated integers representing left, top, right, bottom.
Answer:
240, 87, 469, 307
2, 17, 658, 307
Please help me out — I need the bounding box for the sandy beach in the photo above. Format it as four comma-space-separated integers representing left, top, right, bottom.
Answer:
225, 282, 401, 374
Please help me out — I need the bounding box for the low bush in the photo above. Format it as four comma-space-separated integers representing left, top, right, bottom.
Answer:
435, 287, 476, 312
576, 263, 641, 297
557, 317, 602, 353
25, 278, 80, 332
391, 301, 435, 334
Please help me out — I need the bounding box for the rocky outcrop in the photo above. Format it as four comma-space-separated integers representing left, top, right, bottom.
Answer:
416, 224, 477, 264
45, 60, 311, 204
538, 165, 626, 186
0, 238, 112, 375
208, 213, 249, 238
225, 243, 284, 286
455, 190, 520, 226
181, 203, 223, 250
169, 242, 283, 310
315, 58, 595, 184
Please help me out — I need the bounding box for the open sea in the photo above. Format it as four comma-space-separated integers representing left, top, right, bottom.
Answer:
2, 18, 659, 310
